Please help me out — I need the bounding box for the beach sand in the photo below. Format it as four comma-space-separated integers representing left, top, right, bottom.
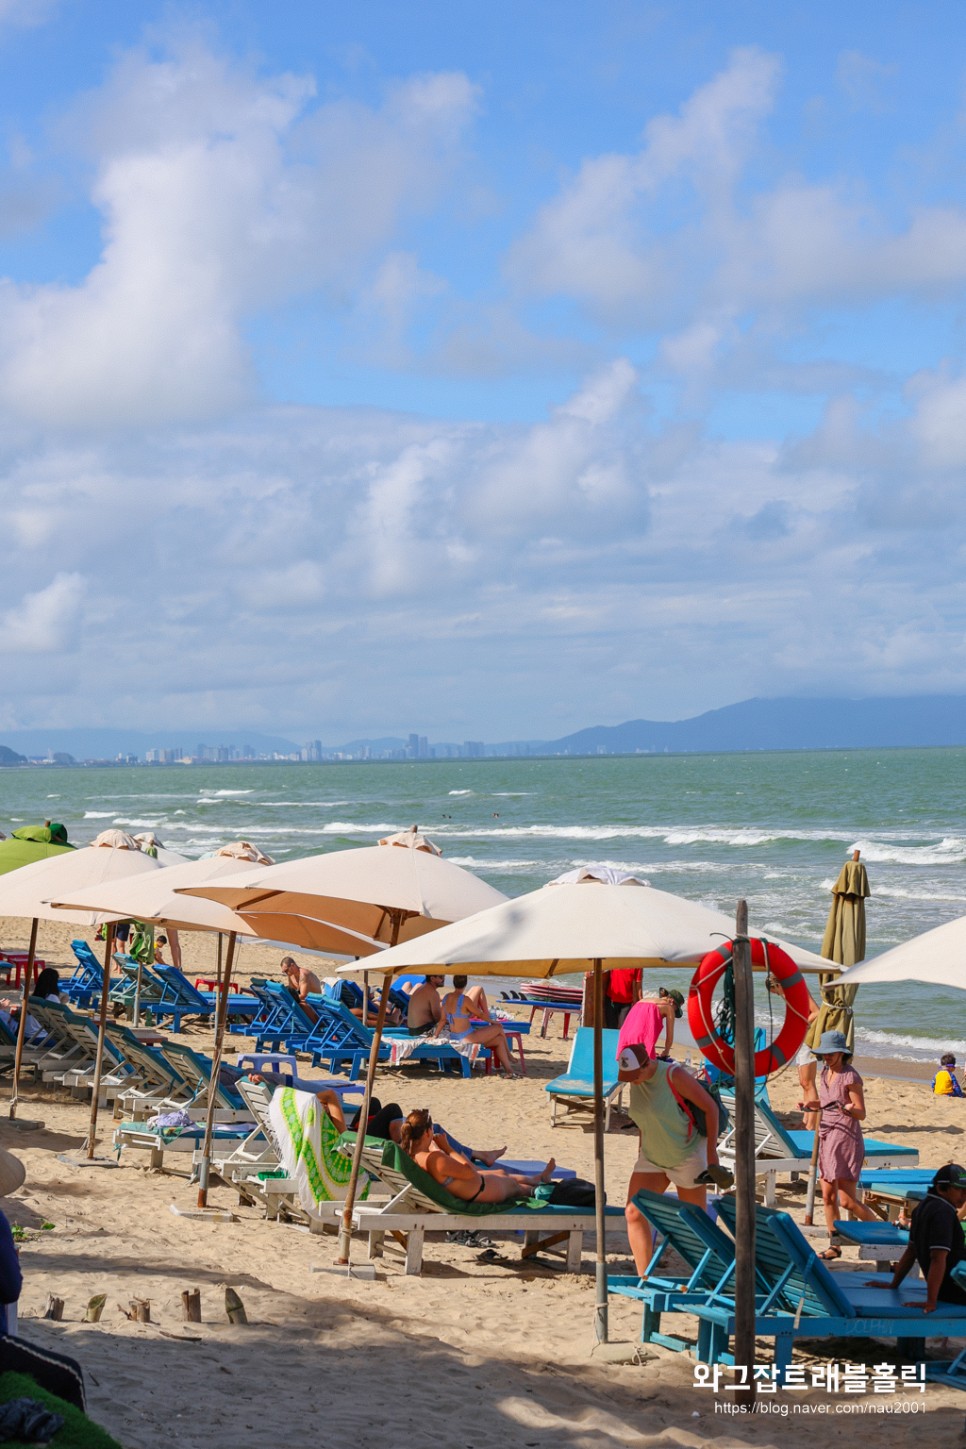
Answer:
0, 917, 963, 1447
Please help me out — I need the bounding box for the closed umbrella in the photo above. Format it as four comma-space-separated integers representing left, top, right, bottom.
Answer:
0, 830, 163, 1140
335, 870, 823, 1341
0, 823, 74, 878
802, 851, 869, 1222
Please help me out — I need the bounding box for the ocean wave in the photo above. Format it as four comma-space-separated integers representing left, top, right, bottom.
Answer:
83, 811, 115, 819
448, 790, 474, 796
850, 837, 966, 866
856, 1027, 966, 1060
260, 801, 352, 808
320, 822, 401, 834
111, 817, 162, 828
202, 789, 254, 797
873, 884, 966, 903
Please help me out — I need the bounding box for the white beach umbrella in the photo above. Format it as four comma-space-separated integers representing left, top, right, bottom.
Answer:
131, 832, 190, 866
334, 869, 836, 1340
835, 915, 966, 991
0, 830, 165, 1140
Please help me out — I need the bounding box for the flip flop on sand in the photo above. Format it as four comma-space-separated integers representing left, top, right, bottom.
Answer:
820, 1244, 842, 1260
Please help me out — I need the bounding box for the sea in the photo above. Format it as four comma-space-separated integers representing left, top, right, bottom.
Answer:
2, 747, 965, 1065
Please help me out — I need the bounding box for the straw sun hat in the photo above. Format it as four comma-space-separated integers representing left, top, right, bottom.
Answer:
0, 1144, 26, 1198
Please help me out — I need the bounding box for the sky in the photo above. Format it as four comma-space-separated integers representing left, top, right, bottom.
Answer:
1, 1, 966, 744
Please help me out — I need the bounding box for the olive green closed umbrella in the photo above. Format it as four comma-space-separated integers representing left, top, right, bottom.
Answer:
802, 853, 869, 1222
813, 853, 870, 1052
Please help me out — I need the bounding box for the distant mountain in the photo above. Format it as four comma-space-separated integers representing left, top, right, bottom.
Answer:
547, 696, 966, 754
5, 694, 966, 763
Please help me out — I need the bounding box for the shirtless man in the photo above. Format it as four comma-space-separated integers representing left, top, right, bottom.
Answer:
280, 956, 322, 1020
407, 975, 445, 1036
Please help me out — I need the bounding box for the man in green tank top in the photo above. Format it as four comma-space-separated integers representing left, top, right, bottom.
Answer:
617, 1042, 728, 1275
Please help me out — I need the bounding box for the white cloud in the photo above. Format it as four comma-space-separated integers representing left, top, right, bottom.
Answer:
0, 37, 478, 428
0, 572, 85, 653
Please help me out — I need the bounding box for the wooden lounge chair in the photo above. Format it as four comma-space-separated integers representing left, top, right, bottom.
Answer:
352, 1138, 623, 1275
544, 1027, 624, 1128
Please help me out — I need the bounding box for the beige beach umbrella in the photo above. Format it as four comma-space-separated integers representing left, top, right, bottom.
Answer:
335, 870, 809, 1342
177, 836, 507, 953
0, 830, 164, 1139
181, 835, 509, 1246
835, 914, 966, 991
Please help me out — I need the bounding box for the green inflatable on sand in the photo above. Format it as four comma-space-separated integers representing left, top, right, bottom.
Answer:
0, 1371, 122, 1449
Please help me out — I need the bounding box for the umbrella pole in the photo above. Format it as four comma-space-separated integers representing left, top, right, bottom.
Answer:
338, 968, 392, 1265
198, 930, 237, 1209
9, 917, 39, 1119
592, 959, 608, 1344
732, 902, 757, 1412
86, 923, 117, 1159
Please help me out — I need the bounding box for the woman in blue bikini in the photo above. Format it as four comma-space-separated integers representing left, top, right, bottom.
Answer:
400, 1109, 554, 1204
437, 976, 519, 1076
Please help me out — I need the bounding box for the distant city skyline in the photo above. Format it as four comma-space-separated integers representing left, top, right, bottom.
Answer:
1, 5, 965, 739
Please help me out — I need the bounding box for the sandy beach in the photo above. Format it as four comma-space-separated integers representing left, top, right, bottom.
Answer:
0, 916, 963, 1448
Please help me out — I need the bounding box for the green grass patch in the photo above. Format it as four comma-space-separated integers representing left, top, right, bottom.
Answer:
0, 1371, 122, 1449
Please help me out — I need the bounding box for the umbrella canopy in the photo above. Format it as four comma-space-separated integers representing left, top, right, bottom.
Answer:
50, 840, 275, 935
178, 838, 508, 954
334, 877, 839, 978
0, 830, 163, 928
378, 825, 442, 855
0, 823, 74, 878
835, 914, 966, 991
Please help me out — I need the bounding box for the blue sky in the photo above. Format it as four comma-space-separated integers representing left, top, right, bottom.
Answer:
1, 1, 966, 743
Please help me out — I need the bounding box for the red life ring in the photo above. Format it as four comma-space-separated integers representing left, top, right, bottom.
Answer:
687, 938, 811, 1078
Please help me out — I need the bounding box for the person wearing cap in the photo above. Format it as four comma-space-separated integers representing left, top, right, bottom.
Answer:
801, 1028, 876, 1258
874, 1165, 966, 1312
616, 987, 684, 1061
617, 1042, 729, 1274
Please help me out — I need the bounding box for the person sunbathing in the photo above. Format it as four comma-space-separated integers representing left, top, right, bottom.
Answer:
348, 1097, 506, 1163
437, 982, 520, 1076
399, 1108, 554, 1204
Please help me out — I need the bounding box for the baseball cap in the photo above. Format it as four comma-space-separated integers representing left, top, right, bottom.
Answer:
932, 1163, 966, 1190
617, 1043, 651, 1080
660, 987, 684, 1018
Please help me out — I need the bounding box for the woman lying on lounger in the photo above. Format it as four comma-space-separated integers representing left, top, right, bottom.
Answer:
399, 1108, 554, 1204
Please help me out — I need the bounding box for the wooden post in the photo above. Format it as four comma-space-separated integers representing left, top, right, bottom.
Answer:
131, 1298, 151, 1323
197, 930, 237, 1208
181, 1289, 201, 1322
9, 917, 39, 1118
86, 923, 116, 1158
84, 1294, 106, 1323
591, 960, 608, 1344
732, 902, 757, 1410
42, 1294, 64, 1321
338, 966, 393, 1264
225, 1287, 247, 1324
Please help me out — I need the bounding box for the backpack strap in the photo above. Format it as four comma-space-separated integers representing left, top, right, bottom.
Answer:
665, 1063, 697, 1141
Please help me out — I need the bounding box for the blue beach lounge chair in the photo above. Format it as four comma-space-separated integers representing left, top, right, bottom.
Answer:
608, 1188, 744, 1351
716, 1087, 918, 1204
693, 1194, 966, 1381
544, 1027, 623, 1128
